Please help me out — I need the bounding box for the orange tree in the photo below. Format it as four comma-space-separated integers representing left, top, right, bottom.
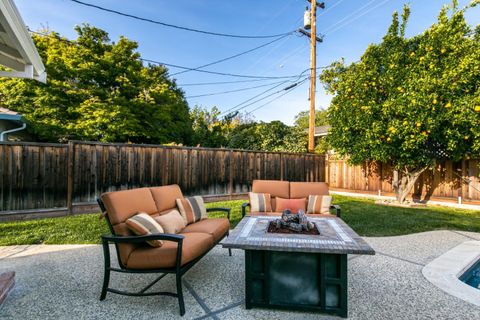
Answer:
320, 1, 480, 203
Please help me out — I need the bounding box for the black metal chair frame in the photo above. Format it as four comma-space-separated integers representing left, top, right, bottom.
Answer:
97, 199, 231, 316
241, 202, 341, 218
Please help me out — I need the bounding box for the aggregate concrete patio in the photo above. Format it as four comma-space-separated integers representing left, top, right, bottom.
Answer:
1, 230, 480, 320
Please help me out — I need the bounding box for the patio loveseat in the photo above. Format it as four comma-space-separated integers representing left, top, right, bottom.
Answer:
97, 184, 230, 316
242, 180, 341, 217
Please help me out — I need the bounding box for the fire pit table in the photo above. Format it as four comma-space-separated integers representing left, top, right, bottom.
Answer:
222, 215, 375, 318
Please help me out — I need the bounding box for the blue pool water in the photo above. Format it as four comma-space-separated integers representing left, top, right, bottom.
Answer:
460, 259, 480, 289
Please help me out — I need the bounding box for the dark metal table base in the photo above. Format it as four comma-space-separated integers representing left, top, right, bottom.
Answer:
245, 250, 348, 318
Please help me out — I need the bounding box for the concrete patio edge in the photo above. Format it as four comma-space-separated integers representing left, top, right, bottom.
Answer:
330, 190, 480, 211
422, 240, 480, 306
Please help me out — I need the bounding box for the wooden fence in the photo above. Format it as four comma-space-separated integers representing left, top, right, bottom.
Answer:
3, 140, 478, 219
0, 141, 326, 217
326, 158, 480, 202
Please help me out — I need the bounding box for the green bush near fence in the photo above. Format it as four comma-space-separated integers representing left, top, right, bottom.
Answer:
1, 196, 479, 246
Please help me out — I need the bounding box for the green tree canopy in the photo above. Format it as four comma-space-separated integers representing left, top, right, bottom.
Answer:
320, 1, 480, 203
0, 25, 192, 144
227, 120, 307, 153
293, 109, 329, 154
190, 106, 232, 147
293, 109, 328, 130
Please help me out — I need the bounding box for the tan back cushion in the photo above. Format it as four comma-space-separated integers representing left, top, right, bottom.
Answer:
252, 180, 289, 211
150, 185, 184, 213
290, 182, 329, 199
101, 188, 157, 225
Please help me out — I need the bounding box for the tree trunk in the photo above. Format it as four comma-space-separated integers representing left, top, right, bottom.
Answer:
392, 167, 428, 204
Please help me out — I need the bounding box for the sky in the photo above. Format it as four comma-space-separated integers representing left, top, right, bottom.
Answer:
15, 0, 480, 125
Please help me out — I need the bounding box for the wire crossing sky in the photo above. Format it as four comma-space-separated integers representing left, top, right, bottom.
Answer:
69, 0, 296, 39
17, 0, 480, 124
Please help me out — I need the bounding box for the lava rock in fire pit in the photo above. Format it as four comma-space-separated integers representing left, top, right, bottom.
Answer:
273, 209, 315, 233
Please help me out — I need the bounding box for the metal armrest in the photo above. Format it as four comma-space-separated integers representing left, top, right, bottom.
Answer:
330, 205, 341, 218
101, 233, 185, 271
242, 202, 250, 217
206, 207, 231, 221
101, 233, 184, 244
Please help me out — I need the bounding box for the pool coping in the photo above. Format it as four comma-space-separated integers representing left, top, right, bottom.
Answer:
422, 241, 480, 306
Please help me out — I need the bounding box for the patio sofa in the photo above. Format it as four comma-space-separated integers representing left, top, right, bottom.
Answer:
97, 184, 231, 316
242, 180, 341, 217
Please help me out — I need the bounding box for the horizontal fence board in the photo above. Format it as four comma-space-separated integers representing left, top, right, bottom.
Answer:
0, 141, 326, 213
326, 158, 480, 201
3, 140, 479, 216
0, 143, 68, 211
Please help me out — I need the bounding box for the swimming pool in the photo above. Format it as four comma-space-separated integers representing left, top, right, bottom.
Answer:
461, 258, 480, 289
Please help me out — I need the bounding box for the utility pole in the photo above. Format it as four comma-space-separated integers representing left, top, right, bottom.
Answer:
308, 0, 317, 153
300, 1, 324, 153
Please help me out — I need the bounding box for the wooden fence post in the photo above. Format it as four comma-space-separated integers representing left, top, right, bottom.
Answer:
462, 159, 468, 201
280, 153, 284, 181
229, 150, 234, 199
378, 162, 383, 196
325, 154, 329, 184
66, 141, 74, 214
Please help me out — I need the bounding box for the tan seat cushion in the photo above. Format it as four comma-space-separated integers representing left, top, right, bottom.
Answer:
150, 185, 184, 213
101, 188, 158, 225
154, 210, 186, 234
181, 218, 229, 242
126, 232, 214, 269
252, 180, 289, 211
290, 182, 330, 199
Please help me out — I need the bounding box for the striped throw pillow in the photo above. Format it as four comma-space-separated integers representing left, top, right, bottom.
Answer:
249, 192, 272, 212
307, 195, 333, 214
125, 212, 164, 247
176, 196, 208, 225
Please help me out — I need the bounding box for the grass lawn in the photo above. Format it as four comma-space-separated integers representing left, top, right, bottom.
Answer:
1, 195, 479, 246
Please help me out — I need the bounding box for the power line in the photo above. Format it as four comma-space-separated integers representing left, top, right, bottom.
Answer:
178, 79, 281, 86
230, 76, 309, 116
325, 0, 392, 35
323, 0, 378, 34
219, 80, 293, 116
220, 69, 311, 116
69, 0, 295, 39
178, 65, 328, 86
29, 30, 309, 80
240, 4, 304, 75
185, 80, 287, 98
246, 78, 309, 115
277, 43, 309, 68
318, 0, 346, 17
171, 33, 294, 76
143, 58, 310, 79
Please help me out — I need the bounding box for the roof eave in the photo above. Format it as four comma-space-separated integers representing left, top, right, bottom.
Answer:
0, 0, 46, 83
0, 113, 22, 121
